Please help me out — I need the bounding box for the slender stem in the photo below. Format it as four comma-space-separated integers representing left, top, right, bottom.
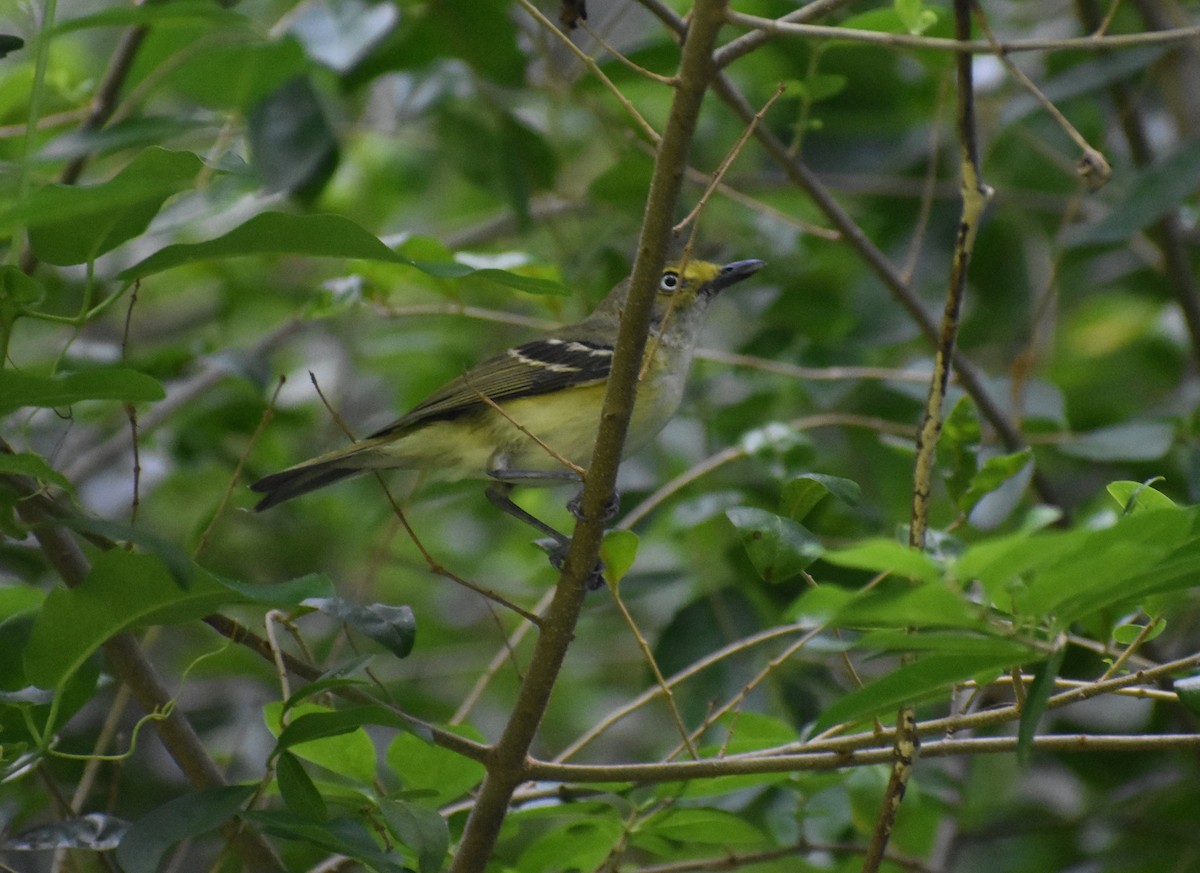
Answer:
447, 4, 732, 869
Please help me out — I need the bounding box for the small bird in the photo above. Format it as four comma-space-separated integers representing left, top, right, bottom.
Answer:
252, 257, 764, 579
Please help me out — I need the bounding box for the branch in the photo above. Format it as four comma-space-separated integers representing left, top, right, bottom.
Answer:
724, 11, 1200, 54
863, 3, 993, 866
10, 475, 284, 872
525, 733, 1200, 783
447, 3, 732, 869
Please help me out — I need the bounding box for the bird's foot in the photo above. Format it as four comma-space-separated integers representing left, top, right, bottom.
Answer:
567, 489, 620, 523
536, 537, 606, 591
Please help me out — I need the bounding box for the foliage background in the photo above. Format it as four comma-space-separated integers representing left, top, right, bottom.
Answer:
3, 0, 1200, 871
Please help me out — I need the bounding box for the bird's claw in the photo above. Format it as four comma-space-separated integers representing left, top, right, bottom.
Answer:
535, 537, 606, 590
567, 490, 620, 523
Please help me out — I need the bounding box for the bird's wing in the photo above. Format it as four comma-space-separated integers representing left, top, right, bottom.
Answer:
368, 337, 614, 438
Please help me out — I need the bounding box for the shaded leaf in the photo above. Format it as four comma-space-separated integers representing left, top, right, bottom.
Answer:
780, 473, 861, 521
248, 76, 339, 201
961, 448, 1032, 516
1018, 644, 1065, 764
22, 148, 203, 265
379, 799, 449, 873
816, 653, 1028, 730
118, 211, 566, 295
243, 811, 409, 872
116, 785, 254, 873
0, 368, 164, 415
275, 704, 410, 754
304, 596, 416, 658
276, 751, 328, 820
643, 807, 763, 844
726, 507, 822, 582
0, 452, 72, 493
1174, 674, 1200, 717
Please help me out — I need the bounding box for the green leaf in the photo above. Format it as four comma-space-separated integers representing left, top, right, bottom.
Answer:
23, 551, 321, 688
407, 4, 525, 86
115, 785, 255, 873
24, 552, 207, 688
517, 813, 626, 873
857, 629, 1036, 659
780, 473, 861, 521
726, 507, 822, 582
0, 368, 165, 415
1107, 479, 1177, 514
1112, 620, 1165, 645
642, 807, 764, 845
0, 265, 45, 309
894, 0, 939, 34
938, 396, 981, 505
243, 811, 409, 872
386, 725, 486, 805
276, 751, 328, 820
266, 702, 380, 784
961, 448, 1032, 516
156, 33, 310, 112
790, 582, 986, 630
1174, 674, 1200, 717
1018, 645, 1065, 763
247, 76, 338, 201
816, 653, 1025, 730
1018, 509, 1195, 620
21, 148, 204, 265
303, 597, 416, 658
283, 659, 374, 711
39, 117, 209, 163
0, 452, 72, 492
57, 516, 196, 589
118, 211, 566, 295
600, 529, 639, 585
820, 538, 943, 584
790, 73, 848, 102
378, 799, 449, 873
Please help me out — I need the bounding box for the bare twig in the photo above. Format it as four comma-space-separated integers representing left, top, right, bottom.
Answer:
724, 11, 1200, 55
863, 2, 994, 868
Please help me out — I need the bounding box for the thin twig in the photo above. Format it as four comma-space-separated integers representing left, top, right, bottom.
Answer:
195, 375, 286, 558
609, 582, 700, 759
724, 11, 1200, 55
305, 371, 546, 626
673, 81, 786, 233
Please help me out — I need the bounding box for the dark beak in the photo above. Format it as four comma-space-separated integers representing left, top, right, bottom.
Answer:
710, 259, 766, 294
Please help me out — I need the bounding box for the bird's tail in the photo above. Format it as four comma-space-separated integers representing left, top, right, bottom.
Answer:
250, 444, 382, 511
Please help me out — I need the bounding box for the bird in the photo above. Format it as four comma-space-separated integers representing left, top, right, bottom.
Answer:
251, 256, 765, 582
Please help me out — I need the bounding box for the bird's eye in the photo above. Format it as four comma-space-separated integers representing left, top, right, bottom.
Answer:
659, 271, 680, 292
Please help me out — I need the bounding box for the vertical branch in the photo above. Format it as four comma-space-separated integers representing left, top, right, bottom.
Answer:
446, 3, 731, 870
862, 2, 993, 871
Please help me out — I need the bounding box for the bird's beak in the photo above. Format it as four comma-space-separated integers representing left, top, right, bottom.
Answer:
710, 259, 766, 294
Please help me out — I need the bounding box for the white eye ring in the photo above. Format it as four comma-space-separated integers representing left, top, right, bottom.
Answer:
659, 271, 680, 292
